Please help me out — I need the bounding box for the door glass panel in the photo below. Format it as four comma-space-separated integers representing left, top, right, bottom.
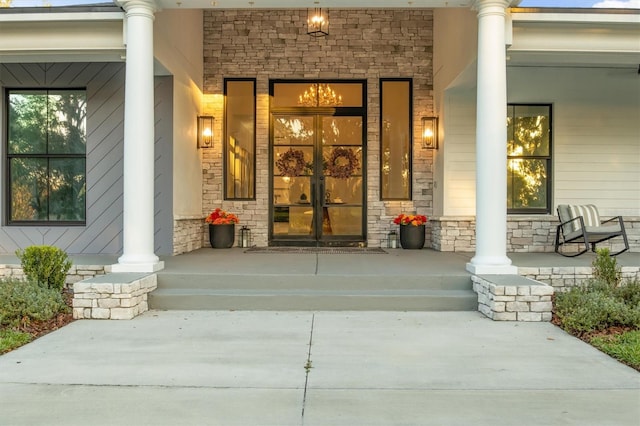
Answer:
274, 116, 314, 145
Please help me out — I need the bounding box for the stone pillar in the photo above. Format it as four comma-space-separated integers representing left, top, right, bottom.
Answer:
466, 0, 516, 275
112, 0, 164, 273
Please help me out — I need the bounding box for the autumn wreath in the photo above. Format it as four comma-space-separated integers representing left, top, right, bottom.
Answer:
276, 149, 307, 177
326, 147, 359, 179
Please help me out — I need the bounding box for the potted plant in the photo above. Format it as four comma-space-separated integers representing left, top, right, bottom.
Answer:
205, 208, 240, 248
392, 213, 427, 249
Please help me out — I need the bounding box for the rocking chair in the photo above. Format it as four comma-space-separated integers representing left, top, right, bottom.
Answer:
555, 204, 629, 257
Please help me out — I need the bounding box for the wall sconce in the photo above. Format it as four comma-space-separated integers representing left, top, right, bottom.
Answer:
197, 116, 214, 149
421, 116, 438, 149
307, 8, 329, 37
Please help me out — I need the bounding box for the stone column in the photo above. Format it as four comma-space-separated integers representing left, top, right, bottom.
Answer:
112, 0, 164, 273
466, 0, 516, 275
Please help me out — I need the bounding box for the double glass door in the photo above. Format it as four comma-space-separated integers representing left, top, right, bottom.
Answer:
271, 114, 365, 245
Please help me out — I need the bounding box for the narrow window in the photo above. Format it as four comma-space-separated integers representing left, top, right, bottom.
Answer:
507, 104, 552, 214
6, 89, 87, 224
380, 79, 412, 200
225, 79, 256, 200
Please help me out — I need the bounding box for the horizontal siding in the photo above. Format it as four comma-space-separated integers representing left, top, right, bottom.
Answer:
442, 66, 640, 217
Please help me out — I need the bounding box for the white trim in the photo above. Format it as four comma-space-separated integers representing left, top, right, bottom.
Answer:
0, 12, 125, 22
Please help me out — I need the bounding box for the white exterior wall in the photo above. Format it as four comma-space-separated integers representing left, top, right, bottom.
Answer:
433, 8, 478, 217
154, 9, 204, 219
439, 65, 640, 217
508, 66, 640, 216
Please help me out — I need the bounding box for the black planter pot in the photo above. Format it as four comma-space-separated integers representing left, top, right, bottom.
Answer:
209, 224, 235, 248
399, 224, 425, 249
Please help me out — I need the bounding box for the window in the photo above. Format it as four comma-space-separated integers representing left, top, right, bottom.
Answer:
380, 79, 412, 200
6, 89, 86, 224
225, 79, 256, 199
507, 104, 552, 214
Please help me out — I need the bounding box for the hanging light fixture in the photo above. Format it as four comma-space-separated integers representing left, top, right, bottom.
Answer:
307, 7, 329, 37
298, 83, 342, 107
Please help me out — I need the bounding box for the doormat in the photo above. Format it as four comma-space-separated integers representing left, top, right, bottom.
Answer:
244, 247, 388, 254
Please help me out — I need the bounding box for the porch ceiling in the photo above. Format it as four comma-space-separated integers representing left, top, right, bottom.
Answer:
153, 0, 473, 9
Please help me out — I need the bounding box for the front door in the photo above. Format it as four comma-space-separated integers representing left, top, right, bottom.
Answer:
271, 114, 365, 245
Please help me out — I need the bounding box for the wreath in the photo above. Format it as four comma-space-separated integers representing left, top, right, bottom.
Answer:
276, 149, 307, 177
326, 147, 359, 179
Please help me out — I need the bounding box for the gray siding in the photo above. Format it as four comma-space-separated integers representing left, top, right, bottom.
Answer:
0, 62, 173, 255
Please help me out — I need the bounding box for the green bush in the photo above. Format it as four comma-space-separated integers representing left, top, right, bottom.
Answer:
591, 248, 621, 288
0, 279, 68, 329
555, 288, 640, 334
16, 245, 72, 292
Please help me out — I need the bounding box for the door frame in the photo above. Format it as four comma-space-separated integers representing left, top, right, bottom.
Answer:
268, 79, 368, 246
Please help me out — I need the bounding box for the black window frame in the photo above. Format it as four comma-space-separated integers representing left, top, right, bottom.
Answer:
224, 77, 257, 201
507, 103, 552, 215
5, 88, 87, 226
380, 78, 413, 201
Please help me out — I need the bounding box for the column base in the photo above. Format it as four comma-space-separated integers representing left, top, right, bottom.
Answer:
466, 255, 517, 275
111, 258, 165, 273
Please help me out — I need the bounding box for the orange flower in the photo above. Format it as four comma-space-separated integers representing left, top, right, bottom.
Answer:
205, 208, 240, 225
392, 213, 427, 226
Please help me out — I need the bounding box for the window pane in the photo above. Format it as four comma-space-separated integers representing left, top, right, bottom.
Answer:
225, 80, 255, 199
49, 158, 86, 221
507, 159, 548, 209
273, 83, 363, 107
381, 80, 411, 200
507, 105, 550, 157
48, 90, 87, 154
8, 91, 47, 154
10, 158, 48, 221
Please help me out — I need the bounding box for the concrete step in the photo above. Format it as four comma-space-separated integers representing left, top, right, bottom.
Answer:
149, 273, 477, 311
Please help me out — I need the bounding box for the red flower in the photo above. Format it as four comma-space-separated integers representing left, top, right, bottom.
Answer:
393, 213, 427, 226
205, 208, 240, 225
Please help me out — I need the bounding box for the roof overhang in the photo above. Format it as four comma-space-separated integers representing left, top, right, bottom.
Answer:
0, 9, 125, 63
507, 8, 640, 69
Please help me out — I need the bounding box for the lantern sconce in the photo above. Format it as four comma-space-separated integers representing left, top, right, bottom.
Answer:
197, 116, 214, 149
421, 116, 438, 149
240, 226, 252, 248
307, 7, 329, 37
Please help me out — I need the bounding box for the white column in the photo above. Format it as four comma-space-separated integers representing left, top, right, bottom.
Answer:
112, 0, 164, 273
466, 0, 516, 275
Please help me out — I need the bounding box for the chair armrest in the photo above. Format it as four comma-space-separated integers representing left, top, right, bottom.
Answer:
601, 216, 624, 226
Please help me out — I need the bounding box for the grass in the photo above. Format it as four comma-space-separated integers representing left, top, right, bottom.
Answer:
553, 249, 640, 372
0, 329, 32, 354
590, 330, 640, 370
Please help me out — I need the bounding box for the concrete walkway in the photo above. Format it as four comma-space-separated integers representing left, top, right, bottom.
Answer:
0, 310, 638, 425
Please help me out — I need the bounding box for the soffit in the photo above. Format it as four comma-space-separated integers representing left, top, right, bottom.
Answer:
153, 0, 472, 9
507, 11, 640, 68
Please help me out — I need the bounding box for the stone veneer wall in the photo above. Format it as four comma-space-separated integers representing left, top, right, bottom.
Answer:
0, 263, 107, 288
472, 275, 554, 322
518, 266, 640, 292
173, 216, 206, 255
431, 216, 639, 254
202, 9, 435, 248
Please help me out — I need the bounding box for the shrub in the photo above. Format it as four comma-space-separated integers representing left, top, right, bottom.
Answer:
591, 248, 621, 288
16, 245, 72, 292
0, 279, 68, 329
